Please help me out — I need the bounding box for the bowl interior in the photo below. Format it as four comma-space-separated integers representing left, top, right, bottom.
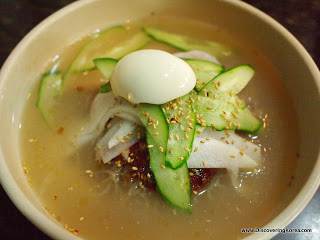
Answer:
0, 0, 319, 239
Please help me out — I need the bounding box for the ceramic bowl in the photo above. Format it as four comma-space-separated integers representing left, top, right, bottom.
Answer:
0, 0, 319, 239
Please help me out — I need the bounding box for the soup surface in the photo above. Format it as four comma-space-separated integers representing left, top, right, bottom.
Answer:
20, 16, 299, 239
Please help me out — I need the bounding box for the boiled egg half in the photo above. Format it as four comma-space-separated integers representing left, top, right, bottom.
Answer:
110, 49, 196, 104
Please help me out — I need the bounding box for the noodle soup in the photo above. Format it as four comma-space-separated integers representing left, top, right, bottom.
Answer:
20, 16, 299, 240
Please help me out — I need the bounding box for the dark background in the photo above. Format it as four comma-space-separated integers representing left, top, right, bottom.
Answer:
0, 0, 319, 239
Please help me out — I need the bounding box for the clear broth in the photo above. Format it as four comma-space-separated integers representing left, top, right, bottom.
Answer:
20, 16, 299, 239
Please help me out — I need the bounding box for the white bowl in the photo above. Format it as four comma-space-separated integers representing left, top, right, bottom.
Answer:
0, 0, 319, 239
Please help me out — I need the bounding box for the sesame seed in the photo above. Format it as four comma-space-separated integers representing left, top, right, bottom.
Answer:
153, 124, 157, 129
193, 190, 198, 195
194, 147, 199, 152
230, 155, 236, 158
178, 157, 184, 160
147, 145, 154, 148
254, 148, 258, 152
231, 111, 238, 119
232, 140, 235, 144
206, 106, 213, 110
139, 182, 145, 189
185, 133, 189, 139
184, 147, 190, 151
147, 173, 151, 178
132, 166, 138, 171
175, 135, 179, 141
239, 148, 245, 155
80, 217, 84, 221
202, 161, 206, 167
159, 147, 164, 152
206, 137, 211, 140
127, 93, 131, 100
189, 172, 194, 176
153, 132, 159, 136
200, 140, 205, 143
160, 164, 166, 169
116, 136, 120, 140
162, 108, 166, 113
169, 149, 173, 154
120, 140, 125, 143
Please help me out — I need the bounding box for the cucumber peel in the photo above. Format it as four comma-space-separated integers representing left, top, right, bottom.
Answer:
147, 133, 191, 212
143, 27, 230, 58
198, 65, 255, 95
161, 94, 196, 169
64, 27, 150, 81
65, 26, 126, 75
93, 58, 118, 93
36, 71, 62, 127
182, 58, 224, 91
135, 103, 168, 151
193, 95, 261, 132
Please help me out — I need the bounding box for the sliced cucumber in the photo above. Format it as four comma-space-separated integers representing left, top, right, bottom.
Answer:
193, 95, 261, 132
99, 83, 112, 93
64, 27, 150, 78
36, 72, 62, 127
143, 27, 230, 58
94, 58, 118, 79
182, 58, 224, 91
147, 133, 191, 212
198, 65, 255, 95
93, 58, 118, 93
135, 103, 168, 151
161, 94, 196, 169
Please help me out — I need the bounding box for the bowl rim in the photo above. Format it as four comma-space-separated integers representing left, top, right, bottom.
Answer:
0, 0, 319, 239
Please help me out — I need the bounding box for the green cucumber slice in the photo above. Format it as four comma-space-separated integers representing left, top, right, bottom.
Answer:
161, 94, 196, 169
64, 27, 150, 78
193, 95, 261, 132
135, 103, 168, 151
36, 72, 62, 127
147, 133, 191, 212
198, 65, 255, 95
182, 58, 224, 91
143, 27, 230, 58
93, 58, 118, 93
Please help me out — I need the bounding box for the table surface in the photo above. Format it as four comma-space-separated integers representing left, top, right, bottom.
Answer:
0, 0, 319, 239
